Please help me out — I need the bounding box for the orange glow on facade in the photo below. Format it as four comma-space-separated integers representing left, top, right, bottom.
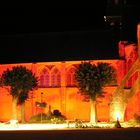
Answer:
0, 41, 139, 122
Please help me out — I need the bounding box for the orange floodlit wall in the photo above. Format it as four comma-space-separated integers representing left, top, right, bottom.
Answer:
0, 41, 139, 122
124, 91, 140, 121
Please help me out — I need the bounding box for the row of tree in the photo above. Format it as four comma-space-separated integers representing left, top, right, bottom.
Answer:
0, 62, 115, 123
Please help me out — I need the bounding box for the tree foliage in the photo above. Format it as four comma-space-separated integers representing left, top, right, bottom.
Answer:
0, 65, 38, 104
74, 62, 116, 101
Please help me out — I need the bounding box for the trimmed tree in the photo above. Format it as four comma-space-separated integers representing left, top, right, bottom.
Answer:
0, 66, 38, 122
74, 62, 116, 123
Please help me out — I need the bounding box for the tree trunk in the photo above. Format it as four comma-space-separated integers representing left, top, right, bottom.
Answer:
90, 99, 97, 123
12, 97, 18, 120
21, 102, 25, 123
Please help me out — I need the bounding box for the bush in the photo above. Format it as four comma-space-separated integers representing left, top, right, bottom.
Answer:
53, 110, 61, 116
28, 110, 66, 124
51, 109, 66, 124
28, 113, 49, 123
51, 117, 65, 124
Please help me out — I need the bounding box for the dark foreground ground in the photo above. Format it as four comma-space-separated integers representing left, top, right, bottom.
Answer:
0, 128, 140, 140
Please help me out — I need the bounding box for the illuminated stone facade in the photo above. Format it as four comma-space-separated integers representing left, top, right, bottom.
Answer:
0, 41, 139, 122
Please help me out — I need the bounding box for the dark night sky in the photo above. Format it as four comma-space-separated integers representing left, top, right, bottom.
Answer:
0, 4, 140, 64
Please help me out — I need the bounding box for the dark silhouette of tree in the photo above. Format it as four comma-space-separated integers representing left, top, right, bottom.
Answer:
0, 66, 38, 123
74, 62, 116, 123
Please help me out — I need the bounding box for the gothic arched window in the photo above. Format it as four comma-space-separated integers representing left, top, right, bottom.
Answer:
39, 68, 50, 87
66, 67, 76, 87
51, 68, 61, 87
40, 75, 44, 87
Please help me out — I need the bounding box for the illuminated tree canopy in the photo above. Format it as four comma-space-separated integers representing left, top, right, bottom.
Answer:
0, 66, 38, 121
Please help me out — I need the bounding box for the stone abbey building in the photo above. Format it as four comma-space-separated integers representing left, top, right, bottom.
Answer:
0, 40, 139, 122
